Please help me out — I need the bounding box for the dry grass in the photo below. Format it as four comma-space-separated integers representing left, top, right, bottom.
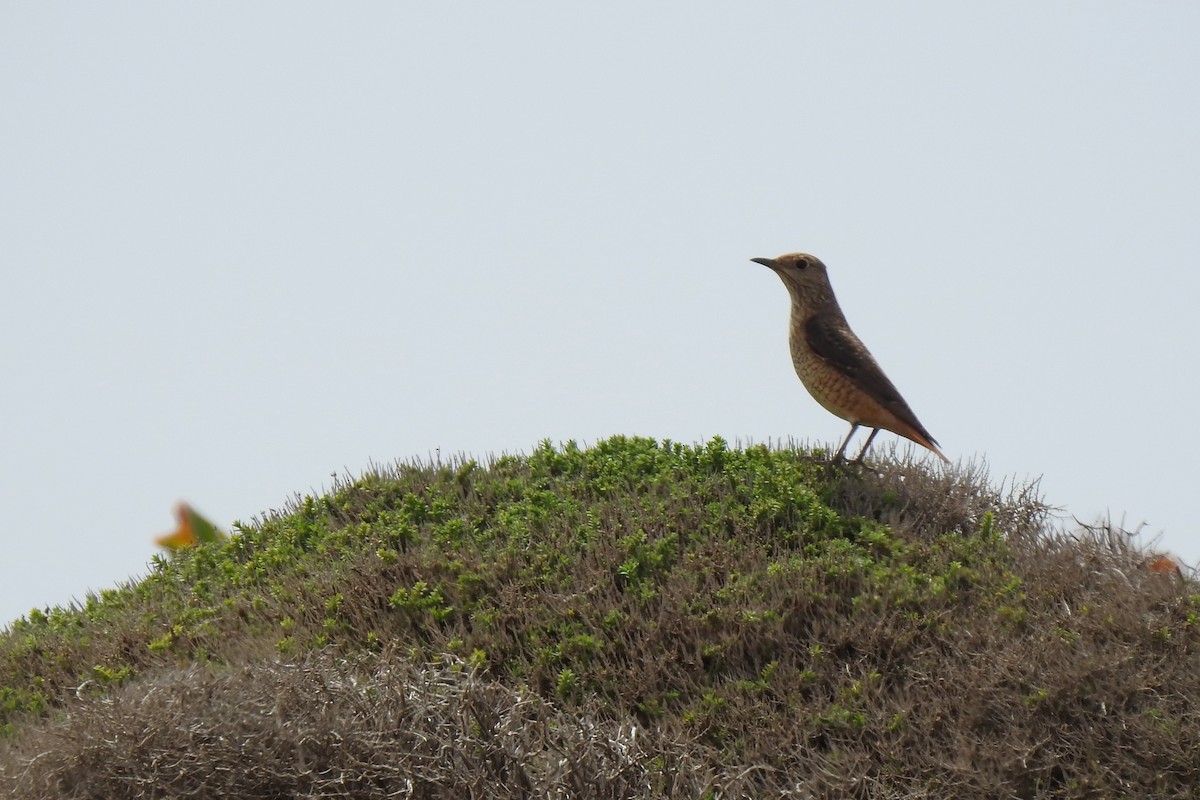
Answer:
5, 653, 721, 799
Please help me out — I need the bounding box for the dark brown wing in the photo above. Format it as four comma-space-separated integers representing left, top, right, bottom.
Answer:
804, 311, 939, 446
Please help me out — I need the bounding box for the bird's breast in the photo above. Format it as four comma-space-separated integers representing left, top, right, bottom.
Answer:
787, 318, 871, 425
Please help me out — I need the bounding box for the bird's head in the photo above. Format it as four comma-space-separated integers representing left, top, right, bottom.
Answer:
750, 252, 836, 308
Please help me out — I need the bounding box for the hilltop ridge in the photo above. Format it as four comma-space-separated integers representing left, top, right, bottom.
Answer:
1, 437, 1196, 798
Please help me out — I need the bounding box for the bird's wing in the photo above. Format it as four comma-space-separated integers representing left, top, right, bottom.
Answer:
803, 311, 938, 445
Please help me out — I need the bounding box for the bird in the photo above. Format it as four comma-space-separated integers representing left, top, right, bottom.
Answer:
750, 252, 949, 464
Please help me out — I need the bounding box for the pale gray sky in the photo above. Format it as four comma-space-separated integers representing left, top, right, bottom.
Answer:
3, 4, 1198, 627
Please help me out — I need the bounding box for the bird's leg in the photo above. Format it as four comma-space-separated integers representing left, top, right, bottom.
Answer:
833, 424, 860, 462
852, 428, 880, 464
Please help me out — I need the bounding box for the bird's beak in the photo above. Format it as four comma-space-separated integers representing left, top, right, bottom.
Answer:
750, 257, 777, 269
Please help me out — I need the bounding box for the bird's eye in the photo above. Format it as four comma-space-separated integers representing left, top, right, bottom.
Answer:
795, 259, 808, 270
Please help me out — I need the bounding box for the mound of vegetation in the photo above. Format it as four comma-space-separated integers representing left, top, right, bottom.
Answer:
0, 437, 1196, 798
